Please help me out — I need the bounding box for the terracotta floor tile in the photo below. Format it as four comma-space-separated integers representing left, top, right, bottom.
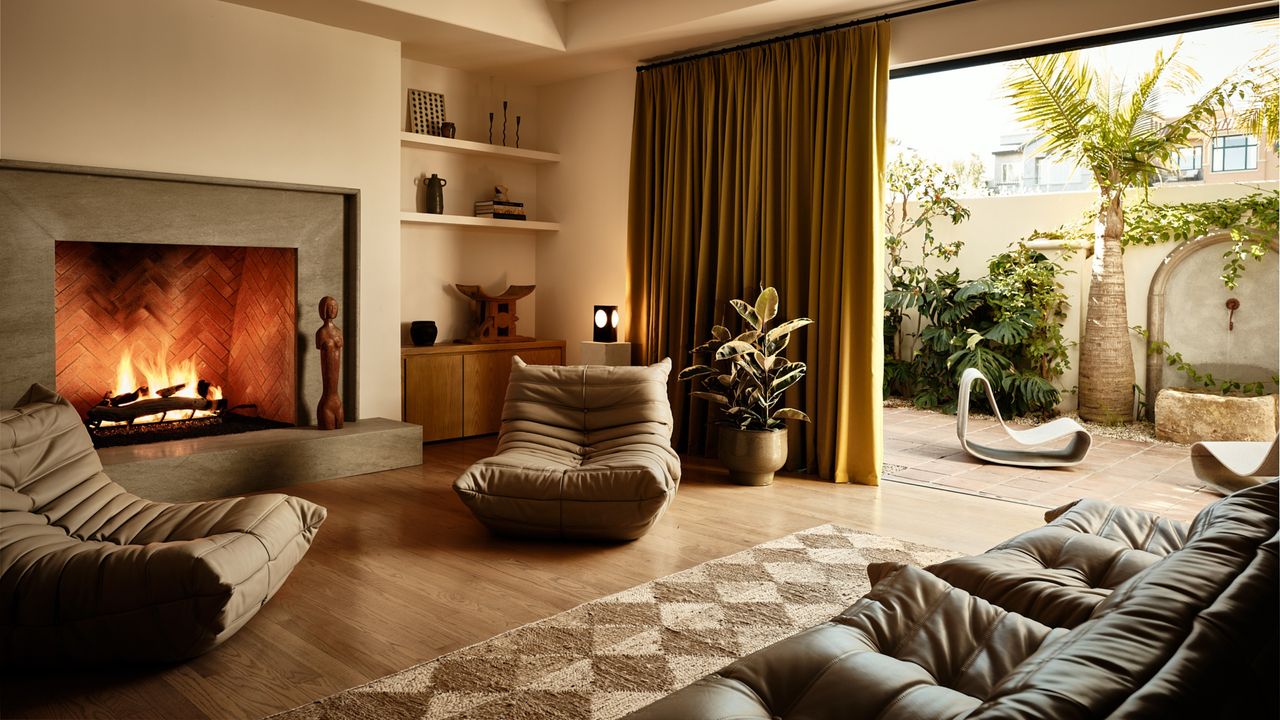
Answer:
881, 406, 1216, 518
893, 467, 947, 483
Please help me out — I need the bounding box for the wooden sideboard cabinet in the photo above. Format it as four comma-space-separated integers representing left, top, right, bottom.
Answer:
402, 340, 566, 441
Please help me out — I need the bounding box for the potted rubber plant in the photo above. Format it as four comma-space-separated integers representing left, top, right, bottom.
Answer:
678, 287, 812, 485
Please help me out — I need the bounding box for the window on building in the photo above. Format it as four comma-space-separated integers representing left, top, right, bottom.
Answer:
1211, 134, 1258, 172
1000, 162, 1020, 183
1176, 146, 1203, 171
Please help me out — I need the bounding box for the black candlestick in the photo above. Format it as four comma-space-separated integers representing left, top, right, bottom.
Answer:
502, 101, 509, 146
516, 116, 522, 148
488, 112, 493, 144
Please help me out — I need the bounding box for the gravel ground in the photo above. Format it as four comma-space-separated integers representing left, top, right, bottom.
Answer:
883, 397, 1184, 446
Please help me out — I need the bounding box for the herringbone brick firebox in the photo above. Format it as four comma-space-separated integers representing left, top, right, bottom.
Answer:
54, 241, 298, 425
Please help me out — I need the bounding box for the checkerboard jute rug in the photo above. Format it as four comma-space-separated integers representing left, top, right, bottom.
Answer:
270, 525, 957, 720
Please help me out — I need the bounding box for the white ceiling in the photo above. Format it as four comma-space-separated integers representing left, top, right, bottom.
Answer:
221, 0, 921, 83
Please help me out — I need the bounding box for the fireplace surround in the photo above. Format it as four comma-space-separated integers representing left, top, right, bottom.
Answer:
0, 161, 423, 501
0, 160, 358, 424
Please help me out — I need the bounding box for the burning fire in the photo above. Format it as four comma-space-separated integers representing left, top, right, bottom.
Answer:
100, 344, 223, 426
112, 346, 223, 402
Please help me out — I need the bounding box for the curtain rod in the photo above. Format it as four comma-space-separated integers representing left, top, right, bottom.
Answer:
636, 0, 979, 72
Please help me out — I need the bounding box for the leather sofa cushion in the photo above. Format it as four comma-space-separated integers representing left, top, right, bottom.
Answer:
626, 564, 1065, 720
973, 481, 1277, 719
1045, 497, 1189, 554
927, 499, 1190, 628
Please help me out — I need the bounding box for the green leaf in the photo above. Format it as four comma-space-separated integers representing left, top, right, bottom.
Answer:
730, 299, 760, 330
755, 287, 779, 323
691, 391, 729, 405
765, 317, 814, 343
771, 408, 810, 422
769, 364, 807, 399
985, 318, 1031, 344
715, 340, 756, 361
769, 363, 806, 391
711, 325, 732, 341
884, 290, 917, 311
954, 280, 992, 300
677, 365, 717, 382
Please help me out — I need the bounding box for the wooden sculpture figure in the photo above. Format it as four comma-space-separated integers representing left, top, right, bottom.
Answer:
454, 284, 536, 343
316, 296, 344, 430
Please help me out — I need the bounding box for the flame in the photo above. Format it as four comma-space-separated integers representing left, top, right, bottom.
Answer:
115, 347, 137, 397
105, 342, 223, 426
112, 341, 222, 401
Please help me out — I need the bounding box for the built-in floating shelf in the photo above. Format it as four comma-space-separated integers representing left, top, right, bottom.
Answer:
400, 212, 560, 232
399, 132, 560, 164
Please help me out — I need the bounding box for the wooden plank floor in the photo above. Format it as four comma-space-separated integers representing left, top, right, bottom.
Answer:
2, 437, 1043, 720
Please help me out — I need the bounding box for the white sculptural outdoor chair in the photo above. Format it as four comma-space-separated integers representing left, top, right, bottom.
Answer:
956, 367, 1092, 467
1191, 434, 1279, 495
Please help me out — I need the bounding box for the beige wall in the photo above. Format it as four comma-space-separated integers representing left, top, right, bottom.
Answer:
398, 59, 541, 344
535, 69, 634, 364
0, 0, 402, 420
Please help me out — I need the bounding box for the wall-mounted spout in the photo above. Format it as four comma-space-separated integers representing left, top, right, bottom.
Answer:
1226, 297, 1240, 331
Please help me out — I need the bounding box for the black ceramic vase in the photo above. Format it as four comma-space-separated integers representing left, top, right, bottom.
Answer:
424, 173, 446, 214
410, 321, 438, 347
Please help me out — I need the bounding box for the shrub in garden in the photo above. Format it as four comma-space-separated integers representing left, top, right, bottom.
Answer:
883, 151, 1071, 418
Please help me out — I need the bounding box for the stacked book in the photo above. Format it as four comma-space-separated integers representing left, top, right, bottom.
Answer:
474, 200, 526, 220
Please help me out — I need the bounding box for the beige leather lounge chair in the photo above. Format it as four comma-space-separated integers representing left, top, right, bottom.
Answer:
957, 367, 1092, 467
454, 358, 680, 541
1191, 433, 1279, 495
1, 384, 326, 665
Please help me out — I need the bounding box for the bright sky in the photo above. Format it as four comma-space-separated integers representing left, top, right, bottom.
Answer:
886, 20, 1277, 168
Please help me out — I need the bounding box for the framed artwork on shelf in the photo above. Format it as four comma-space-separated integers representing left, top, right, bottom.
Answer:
407, 89, 446, 135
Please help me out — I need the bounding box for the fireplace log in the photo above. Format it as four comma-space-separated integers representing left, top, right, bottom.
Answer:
101, 386, 148, 407
87, 397, 227, 424
155, 383, 186, 398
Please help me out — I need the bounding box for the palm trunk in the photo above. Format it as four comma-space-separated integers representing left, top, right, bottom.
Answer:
1077, 190, 1136, 423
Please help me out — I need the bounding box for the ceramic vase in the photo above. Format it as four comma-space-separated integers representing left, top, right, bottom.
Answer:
409, 321, 438, 347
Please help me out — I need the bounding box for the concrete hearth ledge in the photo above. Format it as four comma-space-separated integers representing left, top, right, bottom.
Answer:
98, 419, 423, 502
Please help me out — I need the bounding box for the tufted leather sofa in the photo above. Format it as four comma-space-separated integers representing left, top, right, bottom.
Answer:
626, 480, 1277, 719
453, 358, 680, 540
924, 497, 1191, 628
1, 384, 326, 664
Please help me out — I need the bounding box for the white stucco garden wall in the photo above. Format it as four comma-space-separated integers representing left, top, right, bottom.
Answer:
897, 180, 1279, 412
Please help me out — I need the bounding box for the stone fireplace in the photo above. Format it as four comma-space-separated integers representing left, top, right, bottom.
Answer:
1, 161, 354, 423
0, 161, 420, 501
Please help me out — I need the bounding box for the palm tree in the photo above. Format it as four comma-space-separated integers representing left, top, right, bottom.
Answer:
1005, 44, 1233, 422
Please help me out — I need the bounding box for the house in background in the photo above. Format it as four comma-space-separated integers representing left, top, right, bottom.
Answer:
991, 122, 1278, 193
1158, 119, 1279, 184
988, 133, 1092, 194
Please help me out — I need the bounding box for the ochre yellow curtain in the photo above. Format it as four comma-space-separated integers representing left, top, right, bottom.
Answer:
627, 22, 889, 484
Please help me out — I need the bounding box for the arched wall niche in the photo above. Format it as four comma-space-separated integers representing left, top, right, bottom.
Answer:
1144, 231, 1279, 420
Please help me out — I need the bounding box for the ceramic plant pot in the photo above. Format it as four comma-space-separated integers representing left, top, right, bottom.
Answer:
409, 320, 438, 347
718, 426, 787, 486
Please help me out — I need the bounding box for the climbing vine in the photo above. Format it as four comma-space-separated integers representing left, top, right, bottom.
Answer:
1133, 325, 1279, 397
1123, 189, 1279, 289
1023, 189, 1279, 289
